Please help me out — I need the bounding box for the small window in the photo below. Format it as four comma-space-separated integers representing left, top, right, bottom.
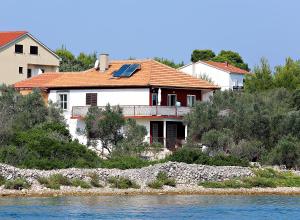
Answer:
152, 93, 158, 106
86, 93, 97, 106
187, 95, 196, 107
27, 69, 32, 78
41, 69, 45, 73
15, 44, 23, 53
30, 46, 38, 55
167, 94, 177, 106
58, 93, 68, 110
19, 67, 23, 74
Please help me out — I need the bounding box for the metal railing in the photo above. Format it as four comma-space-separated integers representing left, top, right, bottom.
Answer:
72, 105, 191, 118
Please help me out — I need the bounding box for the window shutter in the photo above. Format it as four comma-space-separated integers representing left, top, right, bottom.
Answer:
86, 93, 97, 106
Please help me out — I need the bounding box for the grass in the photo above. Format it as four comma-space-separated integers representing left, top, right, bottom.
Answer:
89, 173, 103, 188
199, 168, 300, 188
148, 171, 176, 189
108, 176, 140, 189
71, 178, 91, 189
4, 178, 31, 190
38, 174, 71, 189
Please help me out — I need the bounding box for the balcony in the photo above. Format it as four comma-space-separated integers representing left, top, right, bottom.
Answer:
71, 105, 191, 118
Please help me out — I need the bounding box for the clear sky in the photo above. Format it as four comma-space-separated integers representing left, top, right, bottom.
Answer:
1, 0, 300, 69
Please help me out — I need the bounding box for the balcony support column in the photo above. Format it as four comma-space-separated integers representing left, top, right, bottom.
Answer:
163, 120, 167, 148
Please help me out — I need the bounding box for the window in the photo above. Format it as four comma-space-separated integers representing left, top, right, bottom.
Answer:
30, 46, 38, 55
187, 95, 196, 107
15, 44, 23, 53
167, 94, 177, 106
27, 69, 32, 78
19, 67, 23, 74
86, 93, 97, 106
152, 93, 158, 106
58, 93, 68, 110
41, 69, 45, 73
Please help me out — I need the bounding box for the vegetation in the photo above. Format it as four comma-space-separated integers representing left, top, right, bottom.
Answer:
71, 178, 91, 189
154, 57, 184, 69
244, 57, 300, 92
108, 176, 140, 189
4, 178, 31, 190
199, 168, 300, 188
185, 88, 300, 168
191, 49, 249, 71
89, 173, 103, 188
148, 171, 176, 189
38, 174, 91, 189
167, 148, 249, 167
55, 46, 97, 72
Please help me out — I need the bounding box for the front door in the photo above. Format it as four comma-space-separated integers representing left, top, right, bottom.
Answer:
166, 123, 177, 148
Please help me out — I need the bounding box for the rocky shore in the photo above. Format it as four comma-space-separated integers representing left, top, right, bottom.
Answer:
0, 162, 299, 197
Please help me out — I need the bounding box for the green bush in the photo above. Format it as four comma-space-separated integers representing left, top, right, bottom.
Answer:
167, 148, 249, 167
0, 176, 6, 186
108, 176, 140, 189
4, 178, 30, 190
71, 178, 91, 189
0, 127, 102, 170
148, 172, 176, 189
243, 177, 276, 188
89, 173, 103, 188
38, 174, 71, 189
100, 156, 153, 170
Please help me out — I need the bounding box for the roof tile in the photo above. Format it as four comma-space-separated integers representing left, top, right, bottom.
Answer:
0, 31, 27, 47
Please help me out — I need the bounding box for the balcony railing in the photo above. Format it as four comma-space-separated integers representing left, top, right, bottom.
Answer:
72, 105, 191, 118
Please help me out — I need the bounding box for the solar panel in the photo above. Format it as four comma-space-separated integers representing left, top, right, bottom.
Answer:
113, 64, 131, 77
121, 64, 141, 77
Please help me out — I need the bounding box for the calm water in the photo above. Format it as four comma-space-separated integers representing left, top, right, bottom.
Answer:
0, 195, 298, 219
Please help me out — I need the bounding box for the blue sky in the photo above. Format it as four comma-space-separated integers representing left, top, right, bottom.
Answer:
1, 0, 299, 69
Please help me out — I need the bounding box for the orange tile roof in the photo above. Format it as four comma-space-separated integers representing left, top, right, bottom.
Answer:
0, 31, 27, 47
204, 61, 249, 75
14, 59, 220, 90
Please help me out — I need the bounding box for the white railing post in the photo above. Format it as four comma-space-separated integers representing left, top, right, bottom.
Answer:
163, 120, 167, 148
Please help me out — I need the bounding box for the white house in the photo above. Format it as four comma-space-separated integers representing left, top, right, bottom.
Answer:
178, 60, 250, 90
15, 54, 219, 151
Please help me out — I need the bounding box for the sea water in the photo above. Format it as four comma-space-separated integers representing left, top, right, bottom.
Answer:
0, 195, 298, 219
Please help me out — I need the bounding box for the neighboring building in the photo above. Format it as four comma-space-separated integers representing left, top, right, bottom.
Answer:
14, 54, 219, 151
178, 61, 250, 90
0, 31, 60, 85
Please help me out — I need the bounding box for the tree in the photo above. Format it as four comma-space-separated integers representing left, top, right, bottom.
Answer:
85, 105, 125, 154
212, 50, 249, 71
154, 57, 184, 69
191, 49, 215, 62
269, 135, 300, 169
274, 57, 300, 90
244, 58, 274, 92
55, 46, 97, 72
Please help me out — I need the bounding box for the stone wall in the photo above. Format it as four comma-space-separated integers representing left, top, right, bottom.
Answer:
0, 162, 253, 187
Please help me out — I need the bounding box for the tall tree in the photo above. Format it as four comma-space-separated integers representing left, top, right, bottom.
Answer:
191, 49, 216, 62
274, 57, 300, 90
212, 50, 249, 71
244, 58, 274, 93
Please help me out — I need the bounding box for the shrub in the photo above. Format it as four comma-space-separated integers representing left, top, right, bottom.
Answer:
243, 177, 276, 188
4, 178, 30, 190
100, 156, 153, 170
89, 173, 103, 188
148, 172, 176, 189
167, 148, 249, 167
0, 128, 102, 170
268, 136, 300, 169
0, 175, 6, 186
38, 174, 71, 189
71, 178, 91, 189
108, 177, 140, 189
230, 140, 264, 162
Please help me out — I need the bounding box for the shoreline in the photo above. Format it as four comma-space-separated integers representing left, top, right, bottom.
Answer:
1, 187, 300, 198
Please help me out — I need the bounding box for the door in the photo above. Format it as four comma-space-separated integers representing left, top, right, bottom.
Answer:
166, 123, 177, 148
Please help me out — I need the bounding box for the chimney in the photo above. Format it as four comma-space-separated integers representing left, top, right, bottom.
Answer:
99, 53, 109, 72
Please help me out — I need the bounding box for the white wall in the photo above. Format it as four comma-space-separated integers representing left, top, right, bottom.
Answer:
180, 62, 231, 90
48, 88, 150, 146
